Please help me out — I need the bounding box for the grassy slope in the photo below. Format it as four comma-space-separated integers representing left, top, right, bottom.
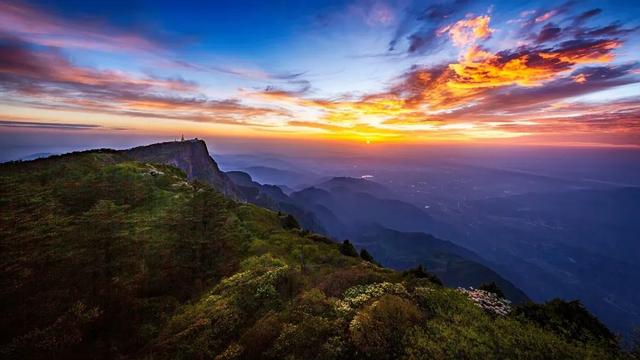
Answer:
0, 152, 624, 359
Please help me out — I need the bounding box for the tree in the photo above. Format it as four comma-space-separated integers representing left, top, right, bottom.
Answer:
630, 327, 640, 359
478, 281, 505, 299
80, 200, 131, 294
281, 214, 300, 230
339, 240, 358, 257
161, 184, 233, 298
407, 264, 427, 278
403, 264, 442, 285
77, 200, 136, 347
359, 248, 376, 263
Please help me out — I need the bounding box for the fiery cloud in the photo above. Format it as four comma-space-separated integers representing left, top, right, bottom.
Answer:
539, 39, 620, 64
438, 15, 494, 47
448, 39, 621, 89
251, 5, 637, 144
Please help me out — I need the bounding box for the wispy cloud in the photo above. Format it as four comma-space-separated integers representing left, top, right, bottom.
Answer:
0, 1, 167, 54
388, 0, 474, 54
0, 119, 124, 130
0, 36, 289, 126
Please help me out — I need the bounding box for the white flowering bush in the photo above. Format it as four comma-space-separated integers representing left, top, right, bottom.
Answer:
254, 265, 290, 301
213, 253, 289, 295
457, 287, 512, 316
335, 282, 408, 315
211, 270, 253, 295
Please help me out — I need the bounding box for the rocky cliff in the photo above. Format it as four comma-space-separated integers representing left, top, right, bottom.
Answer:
124, 139, 239, 198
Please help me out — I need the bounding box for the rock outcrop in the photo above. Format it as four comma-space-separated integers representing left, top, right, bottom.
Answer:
124, 139, 240, 199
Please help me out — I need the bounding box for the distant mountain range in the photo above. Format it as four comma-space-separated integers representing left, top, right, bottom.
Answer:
221, 152, 640, 337
19, 152, 56, 161
225, 172, 527, 302
438, 187, 640, 336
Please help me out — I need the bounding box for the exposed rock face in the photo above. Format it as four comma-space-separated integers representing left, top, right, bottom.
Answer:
124, 139, 240, 199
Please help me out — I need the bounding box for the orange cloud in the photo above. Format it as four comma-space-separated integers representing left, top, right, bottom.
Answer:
539, 40, 620, 64
448, 39, 620, 89
449, 49, 560, 88
251, 29, 631, 145
572, 74, 587, 84
250, 34, 626, 141
438, 15, 494, 47
0, 39, 196, 93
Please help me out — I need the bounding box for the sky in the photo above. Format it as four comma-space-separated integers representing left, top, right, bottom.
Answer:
1, 0, 640, 151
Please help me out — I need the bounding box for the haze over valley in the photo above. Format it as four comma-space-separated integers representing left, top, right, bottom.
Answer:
215, 145, 640, 336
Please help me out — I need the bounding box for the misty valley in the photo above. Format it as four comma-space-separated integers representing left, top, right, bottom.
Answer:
217, 148, 640, 337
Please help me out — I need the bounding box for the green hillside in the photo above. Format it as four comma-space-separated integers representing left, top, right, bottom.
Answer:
0, 150, 627, 359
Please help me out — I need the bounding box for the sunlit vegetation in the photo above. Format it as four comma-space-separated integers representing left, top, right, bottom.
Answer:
0, 152, 630, 359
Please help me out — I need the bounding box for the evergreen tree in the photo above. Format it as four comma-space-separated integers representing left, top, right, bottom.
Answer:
479, 281, 506, 299
281, 214, 300, 230
403, 264, 443, 285
630, 327, 640, 359
80, 200, 131, 295
339, 240, 358, 257
360, 248, 376, 263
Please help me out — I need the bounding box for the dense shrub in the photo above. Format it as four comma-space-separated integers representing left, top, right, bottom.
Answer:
350, 295, 423, 359
317, 267, 385, 297
240, 312, 283, 359
511, 299, 618, 348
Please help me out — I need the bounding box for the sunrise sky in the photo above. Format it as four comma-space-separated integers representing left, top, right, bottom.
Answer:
1, 0, 639, 148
